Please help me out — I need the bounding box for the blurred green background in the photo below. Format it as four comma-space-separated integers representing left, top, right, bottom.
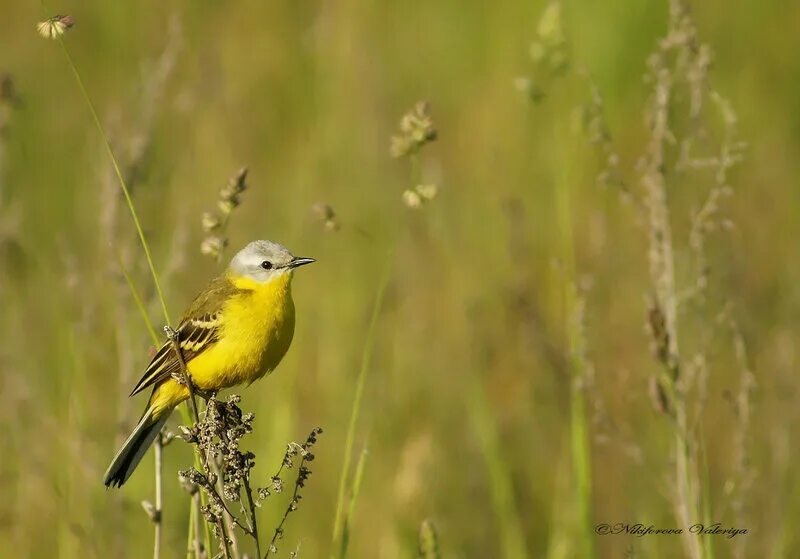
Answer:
1, 0, 798, 557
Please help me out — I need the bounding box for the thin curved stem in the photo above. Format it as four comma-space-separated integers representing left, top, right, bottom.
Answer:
331, 256, 391, 555
57, 39, 171, 325
153, 433, 164, 559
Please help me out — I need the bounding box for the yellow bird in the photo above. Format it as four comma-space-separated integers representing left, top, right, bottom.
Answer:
104, 240, 314, 487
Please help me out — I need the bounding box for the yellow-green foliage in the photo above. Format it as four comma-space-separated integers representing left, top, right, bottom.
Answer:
0, 1, 796, 558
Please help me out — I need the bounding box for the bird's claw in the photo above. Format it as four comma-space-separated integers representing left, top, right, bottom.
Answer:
170, 371, 213, 400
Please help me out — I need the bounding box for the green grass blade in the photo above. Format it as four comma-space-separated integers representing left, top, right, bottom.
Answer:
331, 256, 391, 556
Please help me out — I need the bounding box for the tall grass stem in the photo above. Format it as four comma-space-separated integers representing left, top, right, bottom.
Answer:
331, 256, 391, 555
554, 128, 595, 558
338, 446, 369, 559
54, 35, 171, 326
470, 377, 528, 559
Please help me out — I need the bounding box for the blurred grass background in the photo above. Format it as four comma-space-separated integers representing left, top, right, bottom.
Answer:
1, 0, 798, 557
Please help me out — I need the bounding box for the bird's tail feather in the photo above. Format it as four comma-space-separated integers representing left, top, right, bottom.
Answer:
104, 407, 167, 488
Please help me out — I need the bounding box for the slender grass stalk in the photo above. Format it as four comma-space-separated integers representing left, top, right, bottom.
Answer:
699, 432, 714, 559
190, 493, 203, 559
568, 367, 593, 558
520, 6, 595, 549
53, 35, 171, 325
639, 5, 704, 552
198, 474, 214, 555
116, 252, 160, 346
333, 99, 434, 556
346, 447, 368, 526
338, 446, 368, 559
115, 253, 166, 558
243, 476, 262, 558
554, 129, 594, 558
673, 404, 702, 559
330, 257, 391, 556
469, 376, 528, 559
154, 433, 164, 559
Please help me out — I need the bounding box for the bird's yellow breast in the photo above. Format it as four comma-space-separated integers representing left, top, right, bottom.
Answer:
187, 272, 295, 391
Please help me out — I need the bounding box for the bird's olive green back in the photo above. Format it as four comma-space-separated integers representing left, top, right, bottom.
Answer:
128, 274, 252, 397
179, 273, 252, 322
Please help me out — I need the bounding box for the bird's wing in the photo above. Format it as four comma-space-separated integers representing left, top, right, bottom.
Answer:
128, 314, 222, 397
128, 275, 251, 397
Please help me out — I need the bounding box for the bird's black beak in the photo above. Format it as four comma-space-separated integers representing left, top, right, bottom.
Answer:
288, 256, 315, 269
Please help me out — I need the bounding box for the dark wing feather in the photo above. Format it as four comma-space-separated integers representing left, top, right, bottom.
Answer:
128, 275, 251, 397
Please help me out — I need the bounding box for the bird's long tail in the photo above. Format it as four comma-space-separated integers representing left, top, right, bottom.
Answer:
103, 405, 168, 488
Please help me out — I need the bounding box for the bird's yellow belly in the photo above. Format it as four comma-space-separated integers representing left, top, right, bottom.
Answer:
187, 278, 296, 391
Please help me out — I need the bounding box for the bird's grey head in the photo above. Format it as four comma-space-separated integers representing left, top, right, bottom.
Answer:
229, 240, 315, 283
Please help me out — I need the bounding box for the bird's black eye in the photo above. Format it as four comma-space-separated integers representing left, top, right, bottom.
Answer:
261, 261, 273, 270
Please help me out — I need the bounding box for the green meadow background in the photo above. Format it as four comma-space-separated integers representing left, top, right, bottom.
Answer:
1, 0, 798, 557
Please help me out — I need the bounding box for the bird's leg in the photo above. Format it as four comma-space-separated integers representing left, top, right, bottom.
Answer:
164, 326, 196, 386
162, 327, 217, 400
163, 325, 201, 417
169, 370, 214, 400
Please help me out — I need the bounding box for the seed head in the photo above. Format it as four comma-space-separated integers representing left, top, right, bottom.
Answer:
37, 15, 75, 39
200, 167, 249, 259
200, 235, 227, 258
416, 184, 438, 201
418, 519, 441, 559
217, 199, 237, 215
202, 212, 221, 232
402, 189, 422, 209
219, 168, 248, 202
391, 101, 437, 158
403, 184, 439, 209
311, 202, 340, 231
